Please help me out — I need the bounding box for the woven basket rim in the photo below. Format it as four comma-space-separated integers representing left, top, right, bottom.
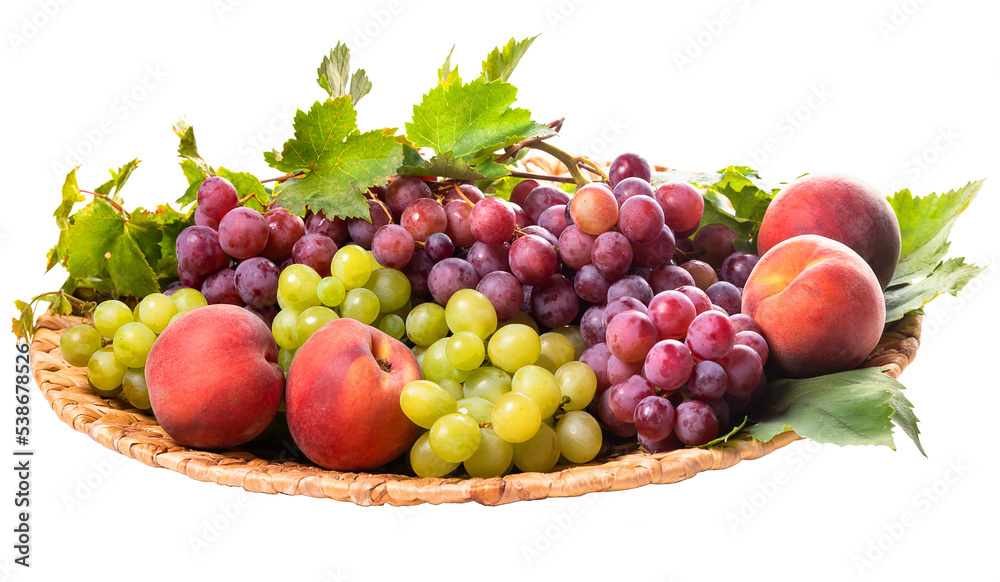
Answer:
29, 309, 921, 506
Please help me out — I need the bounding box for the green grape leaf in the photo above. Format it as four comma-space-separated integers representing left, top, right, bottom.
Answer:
398, 151, 510, 181
888, 180, 985, 285
12, 300, 33, 343
317, 42, 372, 105
747, 367, 922, 453
265, 96, 402, 219
64, 200, 160, 298
48, 167, 84, 271
481, 35, 538, 83
216, 167, 269, 211
883, 257, 984, 322
438, 45, 461, 87
93, 159, 141, 204
174, 120, 212, 176
405, 76, 554, 166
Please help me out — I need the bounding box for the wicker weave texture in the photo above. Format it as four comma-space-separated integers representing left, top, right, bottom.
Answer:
29, 311, 921, 506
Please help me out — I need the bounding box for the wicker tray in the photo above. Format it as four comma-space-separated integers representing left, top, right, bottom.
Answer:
28, 310, 921, 506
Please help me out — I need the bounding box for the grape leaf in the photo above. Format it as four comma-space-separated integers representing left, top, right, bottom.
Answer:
405, 76, 554, 167
265, 96, 402, 219
317, 42, 372, 105
398, 151, 510, 181
883, 257, 984, 322
48, 167, 83, 271
217, 167, 269, 211
94, 159, 141, 205
438, 45, 461, 87
174, 121, 212, 207
747, 367, 922, 453
65, 199, 160, 298
888, 180, 984, 285
481, 35, 538, 83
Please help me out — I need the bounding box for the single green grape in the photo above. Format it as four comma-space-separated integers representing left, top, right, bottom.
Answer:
550, 325, 587, 360
170, 288, 208, 313
271, 307, 303, 350
364, 268, 411, 313
93, 300, 135, 339
112, 322, 157, 368
277, 347, 297, 374
539, 332, 575, 370
487, 324, 541, 374
377, 313, 406, 340
296, 305, 338, 345
366, 249, 383, 271
555, 410, 602, 464
405, 302, 449, 347
456, 397, 493, 425
445, 331, 485, 372
340, 288, 380, 325
444, 289, 497, 339
421, 338, 460, 384
437, 378, 465, 402
331, 245, 372, 289
59, 324, 103, 367
87, 347, 127, 393
462, 367, 512, 403
122, 368, 151, 410
317, 276, 347, 307
512, 422, 560, 473
278, 264, 322, 310
463, 427, 514, 479
409, 432, 458, 478
399, 380, 457, 429
138, 293, 176, 335
532, 353, 558, 374
491, 391, 542, 444
428, 413, 481, 463
555, 361, 598, 412
512, 365, 562, 419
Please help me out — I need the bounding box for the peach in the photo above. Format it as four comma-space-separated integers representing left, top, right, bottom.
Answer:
742, 234, 885, 378
757, 174, 900, 290
146, 304, 284, 449
285, 318, 422, 471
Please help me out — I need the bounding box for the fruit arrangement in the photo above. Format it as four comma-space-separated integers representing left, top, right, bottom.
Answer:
16, 38, 986, 499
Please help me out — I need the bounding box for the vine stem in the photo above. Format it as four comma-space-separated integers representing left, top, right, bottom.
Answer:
80, 190, 130, 219
260, 172, 299, 184
529, 141, 591, 186
494, 118, 565, 164
507, 170, 577, 184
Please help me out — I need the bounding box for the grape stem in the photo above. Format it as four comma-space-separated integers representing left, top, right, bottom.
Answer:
79, 190, 130, 219
529, 141, 591, 186
450, 184, 476, 207
506, 170, 577, 184
260, 171, 300, 184
363, 189, 394, 223
494, 118, 565, 164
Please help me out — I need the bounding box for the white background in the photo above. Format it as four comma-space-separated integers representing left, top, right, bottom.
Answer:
2, 1, 998, 580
